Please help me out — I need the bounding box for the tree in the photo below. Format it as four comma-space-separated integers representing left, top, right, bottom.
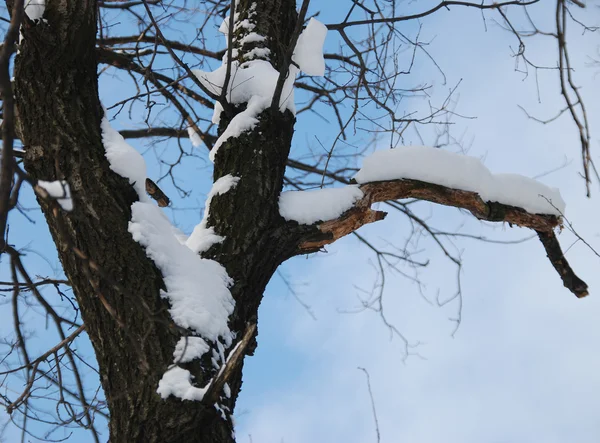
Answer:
0, 0, 595, 442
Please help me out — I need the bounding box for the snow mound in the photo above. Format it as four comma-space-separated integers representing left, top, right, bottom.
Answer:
129, 202, 235, 342
101, 115, 148, 201
293, 18, 328, 76
186, 175, 240, 253
279, 186, 364, 224
354, 146, 565, 215
191, 17, 327, 162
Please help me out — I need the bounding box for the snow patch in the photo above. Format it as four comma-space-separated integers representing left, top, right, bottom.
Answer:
186, 174, 240, 254
25, 0, 45, 21
193, 60, 298, 161
129, 202, 235, 341
354, 146, 565, 215
37, 180, 73, 211
192, 17, 327, 162
101, 112, 235, 403
187, 126, 203, 147
212, 101, 224, 125
279, 186, 364, 224
489, 174, 565, 216
101, 115, 148, 201
239, 32, 266, 45
243, 47, 271, 60
293, 18, 328, 76
174, 337, 211, 364
157, 366, 209, 401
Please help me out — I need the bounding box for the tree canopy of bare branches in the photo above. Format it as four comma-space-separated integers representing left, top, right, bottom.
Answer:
0, 0, 597, 441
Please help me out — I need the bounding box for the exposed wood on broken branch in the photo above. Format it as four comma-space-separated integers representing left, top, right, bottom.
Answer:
145, 178, 170, 207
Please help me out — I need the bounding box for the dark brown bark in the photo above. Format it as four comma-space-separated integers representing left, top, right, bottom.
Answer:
15, 1, 235, 442
13, 0, 314, 442
537, 230, 588, 298
199, 0, 313, 419
9, 0, 590, 440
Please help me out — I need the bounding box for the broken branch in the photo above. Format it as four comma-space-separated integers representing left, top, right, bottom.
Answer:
298, 178, 587, 298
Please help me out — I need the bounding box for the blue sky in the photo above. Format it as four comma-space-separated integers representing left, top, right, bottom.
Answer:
2, 1, 600, 442
235, 3, 600, 443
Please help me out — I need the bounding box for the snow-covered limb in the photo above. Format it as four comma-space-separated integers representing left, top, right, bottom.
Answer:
284, 147, 587, 298
279, 186, 364, 225
293, 179, 587, 297
283, 146, 565, 228
354, 146, 565, 216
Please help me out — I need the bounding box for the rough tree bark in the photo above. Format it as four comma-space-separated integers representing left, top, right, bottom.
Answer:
9, 0, 589, 441
13, 0, 323, 442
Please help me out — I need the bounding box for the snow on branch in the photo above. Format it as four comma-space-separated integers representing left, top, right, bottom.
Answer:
284, 147, 587, 298
279, 186, 364, 225
101, 115, 237, 402
101, 115, 148, 201
354, 147, 565, 216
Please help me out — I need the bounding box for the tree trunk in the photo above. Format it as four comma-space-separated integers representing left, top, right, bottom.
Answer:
14, 0, 312, 441
16, 1, 231, 442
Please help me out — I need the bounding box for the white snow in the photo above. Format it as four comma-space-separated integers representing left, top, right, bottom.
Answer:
101, 112, 236, 403
279, 186, 364, 224
293, 18, 328, 76
186, 174, 240, 253
236, 19, 256, 32
131, 201, 236, 400
129, 202, 235, 341
243, 47, 271, 60
37, 180, 73, 211
174, 337, 210, 364
193, 60, 298, 161
354, 146, 565, 215
487, 173, 566, 215
239, 32, 266, 45
212, 101, 224, 125
25, 0, 45, 21
101, 115, 148, 201
187, 126, 203, 147
157, 366, 209, 401
192, 17, 327, 162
